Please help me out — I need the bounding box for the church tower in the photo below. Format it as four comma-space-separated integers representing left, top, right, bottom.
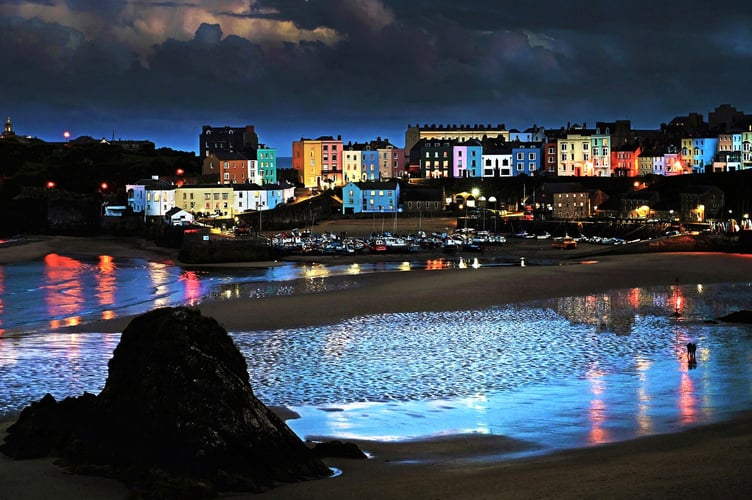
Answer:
2, 116, 15, 137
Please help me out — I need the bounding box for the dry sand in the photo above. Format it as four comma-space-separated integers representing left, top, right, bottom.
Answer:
1, 234, 751, 499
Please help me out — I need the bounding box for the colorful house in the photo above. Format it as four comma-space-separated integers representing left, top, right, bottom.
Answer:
690, 137, 720, 174
292, 135, 344, 188
343, 143, 364, 183
743, 128, 752, 169
174, 184, 235, 218
511, 142, 542, 176
256, 145, 277, 184
361, 148, 380, 181
611, 143, 642, 177
452, 139, 482, 178
557, 127, 592, 176
341, 181, 400, 214
590, 127, 611, 177
202, 152, 258, 185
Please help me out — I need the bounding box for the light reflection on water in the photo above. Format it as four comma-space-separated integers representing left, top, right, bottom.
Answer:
0, 254, 471, 336
1, 282, 751, 456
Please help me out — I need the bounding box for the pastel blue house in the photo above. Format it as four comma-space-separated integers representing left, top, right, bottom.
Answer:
511, 142, 542, 176
691, 137, 719, 174
342, 181, 400, 214
452, 139, 482, 178
361, 149, 380, 180
264, 181, 295, 208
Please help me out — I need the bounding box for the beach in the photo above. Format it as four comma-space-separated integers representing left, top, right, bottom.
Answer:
1, 234, 751, 498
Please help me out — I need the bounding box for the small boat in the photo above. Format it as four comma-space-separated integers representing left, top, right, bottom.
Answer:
370, 239, 387, 252
552, 235, 577, 249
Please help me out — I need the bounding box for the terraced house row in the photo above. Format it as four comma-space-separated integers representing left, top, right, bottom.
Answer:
290, 104, 752, 189
126, 177, 296, 220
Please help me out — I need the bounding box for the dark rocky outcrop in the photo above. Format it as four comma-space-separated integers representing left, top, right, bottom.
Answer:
1, 307, 331, 497
717, 310, 752, 324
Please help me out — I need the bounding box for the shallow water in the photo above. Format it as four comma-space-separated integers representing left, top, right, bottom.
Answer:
231, 282, 752, 452
2, 279, 751, 457
0, 255, 463, 336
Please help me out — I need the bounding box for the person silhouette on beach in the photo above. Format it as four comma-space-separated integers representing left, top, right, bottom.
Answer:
686, 342, 697, 368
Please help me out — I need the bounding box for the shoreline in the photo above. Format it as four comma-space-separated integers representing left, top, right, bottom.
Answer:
61, 250, 752, 334
2, 410, 750, 499
2, 235, 752, 497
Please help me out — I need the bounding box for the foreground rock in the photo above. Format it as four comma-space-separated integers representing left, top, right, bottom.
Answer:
1, 307, 331, 497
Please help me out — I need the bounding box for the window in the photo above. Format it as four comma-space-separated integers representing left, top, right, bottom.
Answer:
561, 143, 568, 151
583, 143, 589, 150
517, 162, 524, 170
528, 152, 536, 160
517, 152, 523, 160
548, 147, 555, 154
561, 153, 567, 161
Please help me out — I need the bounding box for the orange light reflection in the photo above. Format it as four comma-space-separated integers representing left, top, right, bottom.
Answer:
586, 365, 610, 444
44, 253, 84, 322
96, 255, 116, 306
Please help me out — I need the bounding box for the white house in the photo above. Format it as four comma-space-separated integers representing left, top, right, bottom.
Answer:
126, 176, 176, 220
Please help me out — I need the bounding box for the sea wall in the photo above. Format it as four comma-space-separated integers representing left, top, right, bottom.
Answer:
179, 230, 273, 264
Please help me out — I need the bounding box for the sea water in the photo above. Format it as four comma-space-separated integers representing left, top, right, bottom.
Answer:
2, 270, 751, 456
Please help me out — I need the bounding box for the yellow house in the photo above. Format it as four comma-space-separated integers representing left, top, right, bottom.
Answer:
343, 146, 363, 183
292, 138, 322, 188
175, 184, 235, 218
557, 129, 592, 176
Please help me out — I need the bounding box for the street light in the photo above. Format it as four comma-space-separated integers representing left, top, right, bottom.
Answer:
488, 196, 497, 232
256, 201, 264, 236
478, 195, 487, 230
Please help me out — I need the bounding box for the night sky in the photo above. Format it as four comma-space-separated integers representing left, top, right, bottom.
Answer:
2, 1, 750, 155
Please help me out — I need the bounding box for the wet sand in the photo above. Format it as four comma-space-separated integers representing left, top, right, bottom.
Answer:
1, 235, 751, 498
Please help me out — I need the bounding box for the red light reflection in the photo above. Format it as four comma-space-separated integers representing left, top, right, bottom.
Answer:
678, 372, 697, 424
180, 271, 202, 305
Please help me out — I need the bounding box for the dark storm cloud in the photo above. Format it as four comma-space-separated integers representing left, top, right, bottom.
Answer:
1, 0, 751, 152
